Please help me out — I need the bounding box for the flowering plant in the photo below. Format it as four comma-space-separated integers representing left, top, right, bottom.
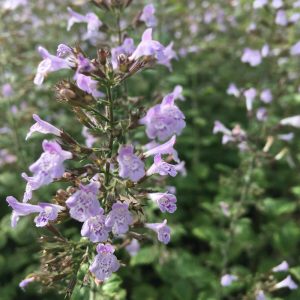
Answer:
5, 1, 185, 297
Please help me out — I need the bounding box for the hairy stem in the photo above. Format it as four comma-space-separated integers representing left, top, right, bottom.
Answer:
104, 86, 114, 189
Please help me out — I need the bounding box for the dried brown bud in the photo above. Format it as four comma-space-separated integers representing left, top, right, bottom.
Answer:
97, 48, 110, 65
55, 80, 96, 107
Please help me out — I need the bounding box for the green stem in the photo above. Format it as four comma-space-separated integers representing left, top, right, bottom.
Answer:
104, 86, 114, 190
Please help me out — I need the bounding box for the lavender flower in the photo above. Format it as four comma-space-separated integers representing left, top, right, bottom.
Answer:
280, 115, 300, 128
22, 140, 72, 202
290, 41, 300, 56
26, 114, 61, 140
171, 85, 185, 101
256, 291, 266, 300
75, 73, 104, 98
34, 46, 70, 85
82, 127, 97, 148
278, 132, 294, 141
256, 108, 268, 121
111, 38, 135, 69
253, 0, 268, 9
158, 42, 178, 71
145, 219, 171, 244
81, 209, 111, 243
140, 93, 185, 141
66, 181, 101, 222
89, 243, 120, 281
272, 260, 289, 272
146, 155, 178, 177
260, 89, 273, 103
6, 196, 64, 227
117, 145, 145, 182
148, 192, 177, 213
274, 275, 298, 290
139, 4, 157, 27
67, 7, 102, 39
125, 239, 140, 256
275, 10, 288, 26
244, 88, 257, 111
143, 135, 179, 162
220, 274, 237, 286
241, 48, 262, 67
1, 83, 13, 97
261, 44, 270, 57
272, 0, 283, 8
105, 201, 133, 235
227, 83, 240, 97
19, 277, 35, 291
129, 28, 165, 61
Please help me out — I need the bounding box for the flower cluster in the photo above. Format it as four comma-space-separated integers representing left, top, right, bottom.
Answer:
5, 1, 186, 295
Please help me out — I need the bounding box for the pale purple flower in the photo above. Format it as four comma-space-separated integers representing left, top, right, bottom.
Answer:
275, 10, 288, 26
56, 44, 73, 59
244, 88, 257, 111
148, 192, 177, 213
221, 274, 237, 286
260, 89, 273, 103
253, 0, 268, 9
290, 41, 300, 56
82, 127, 97, 148
139, 4, 157, 27
261, 44, 270, 57
66, 181, 101, 222
174, 160, 187, 176
111, 38, 135, 69
278, 132, 294, 141
1, 83, 13, 97
117, 145, 145, 182
6, 196, 64, 227
105, 202, 133, 235
256, 290, 266, 300
129, 28, 165, 61
290, 13, 300, 23
146, 155, 178, 177
272, 260, 289, 272
77, 54, 95, 74
227, 83, 240, 97
274, 275, 298, 290
140, 93, 185, 141
67, 7, 102, 38
34, 46, 70, 85
294, 0, 300, 8
172, 85, 185, 101
89, 243, 120, 281
0, 149, 17, 167
22, 140, 72, 202
2, 0, 27, 10
280, 115, 300, 128
213, 121, 231, 136
241, 48, 262, 67
256, 108, 268, 121
19, 277, 35, 291
220, 202, 230, 217
81, 209, 111, 243
272, 0, 283, 8
26, 114, 61, 140
145, 219, 171, 244
75, 73, 104, 98
125, 239, 140, 256
158, 42, 178, 71
143, 135, 178, 162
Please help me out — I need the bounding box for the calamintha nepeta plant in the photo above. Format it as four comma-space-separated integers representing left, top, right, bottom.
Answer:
6, 1, 185, 297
